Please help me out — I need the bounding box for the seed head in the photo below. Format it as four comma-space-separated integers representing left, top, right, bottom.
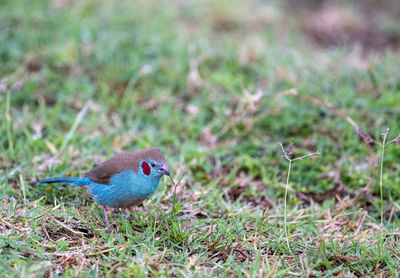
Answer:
355, 126, 376, 145
287, 138, 295, 159
391, 134, 400, 145
279, 143, 290, 161
380, 128, 389, 142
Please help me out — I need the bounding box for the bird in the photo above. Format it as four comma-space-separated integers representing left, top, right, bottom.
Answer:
31, 147, 170, 227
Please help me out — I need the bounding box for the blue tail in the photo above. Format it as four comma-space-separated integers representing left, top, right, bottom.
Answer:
31, 177, 91, 186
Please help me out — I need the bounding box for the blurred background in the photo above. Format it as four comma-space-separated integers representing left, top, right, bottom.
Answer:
1, 0, 400, 216
2, 0, 400, 276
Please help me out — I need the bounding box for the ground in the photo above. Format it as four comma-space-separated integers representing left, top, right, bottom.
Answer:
1, 0, 400, 277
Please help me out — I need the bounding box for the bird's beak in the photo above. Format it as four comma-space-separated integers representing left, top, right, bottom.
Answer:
158, 163, 170, 176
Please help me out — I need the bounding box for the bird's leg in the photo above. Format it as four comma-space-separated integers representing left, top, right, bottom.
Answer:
125, 206, 140, 221
102, 206, 110, 227
134, 206, 141, 220
122, 208, 131, 218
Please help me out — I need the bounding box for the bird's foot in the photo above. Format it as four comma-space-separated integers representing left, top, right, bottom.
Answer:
103, 206, 112, 228
123, 207, 142, 221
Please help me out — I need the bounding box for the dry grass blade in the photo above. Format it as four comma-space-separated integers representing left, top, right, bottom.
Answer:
43, 211, 86, 236
290, 93, 380, 202
59, 101, 91, 154
292, 151, 320, 161
291, 92, 376, 145
87, 243, 128, 256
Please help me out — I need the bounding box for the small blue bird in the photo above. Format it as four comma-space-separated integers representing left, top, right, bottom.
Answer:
31, 147, 170, 226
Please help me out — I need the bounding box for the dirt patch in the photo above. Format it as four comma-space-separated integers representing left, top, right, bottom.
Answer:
225, 180, 274, 210
286, 0, 400, 54
43, 221, 94, 241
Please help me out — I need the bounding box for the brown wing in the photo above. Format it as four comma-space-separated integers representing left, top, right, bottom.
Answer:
85, 147, 166, 184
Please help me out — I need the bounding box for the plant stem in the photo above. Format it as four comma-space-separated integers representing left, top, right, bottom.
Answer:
59, 101, 90, 154
284, 160, 293, 254
169, 176, 178, 218
19, 174, 27, 204
378, 142, 385, 256
6, 91, 14, 156
169, 171, 186, 218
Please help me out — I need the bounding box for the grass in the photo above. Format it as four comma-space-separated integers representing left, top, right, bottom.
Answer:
280, 138, 319, 254
355, 126, 400, 257
1, 0, 400, 276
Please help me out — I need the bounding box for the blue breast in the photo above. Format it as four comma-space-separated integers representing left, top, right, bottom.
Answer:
86, 169, 161, 208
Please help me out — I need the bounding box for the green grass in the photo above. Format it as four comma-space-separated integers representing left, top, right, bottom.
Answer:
1, 0, 400, 276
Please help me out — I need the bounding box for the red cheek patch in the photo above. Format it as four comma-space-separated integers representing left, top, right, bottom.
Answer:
142, 161, 151, 176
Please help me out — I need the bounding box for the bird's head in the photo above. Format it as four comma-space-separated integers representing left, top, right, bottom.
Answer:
139, 159, 170, 178
135, 148, 170, 180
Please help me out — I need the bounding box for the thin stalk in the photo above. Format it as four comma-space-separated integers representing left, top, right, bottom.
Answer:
284, 160, 293, 254
59, 101, 90, 154
170, 176, 177, 217
6, 91, 14, 156
378, 142, 385, 256
169, 172, 185, 218
19, 174, 27, 204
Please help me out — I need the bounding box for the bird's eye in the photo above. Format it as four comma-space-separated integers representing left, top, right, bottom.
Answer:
151, 163, 156, 167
